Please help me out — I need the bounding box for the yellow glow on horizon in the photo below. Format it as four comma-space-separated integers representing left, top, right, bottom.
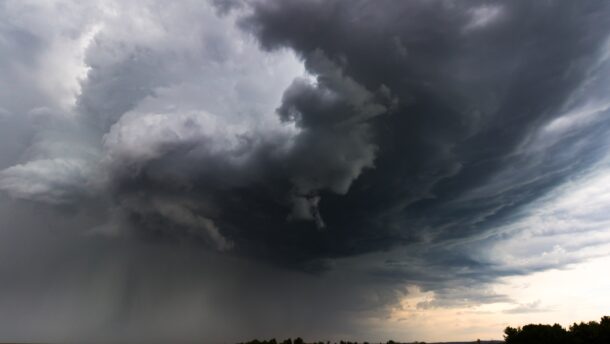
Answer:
380, 254, 610, 342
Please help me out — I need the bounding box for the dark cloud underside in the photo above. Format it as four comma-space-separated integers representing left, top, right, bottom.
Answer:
146, 0, 609, 265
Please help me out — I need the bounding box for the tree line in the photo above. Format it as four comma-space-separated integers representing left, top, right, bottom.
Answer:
237, 339, 427, 344
236, 315, 610, 344
504, 315, 610, 343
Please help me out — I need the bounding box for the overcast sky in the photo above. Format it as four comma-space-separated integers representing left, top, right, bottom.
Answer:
1, 0, 610, 342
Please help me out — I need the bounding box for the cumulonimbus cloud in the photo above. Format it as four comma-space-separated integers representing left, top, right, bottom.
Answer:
1, 2, 610, 340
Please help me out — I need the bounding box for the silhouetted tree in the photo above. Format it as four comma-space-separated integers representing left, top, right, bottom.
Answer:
505, 323, 571, 344
504, 315, 610, 344
601, 316, 610, 342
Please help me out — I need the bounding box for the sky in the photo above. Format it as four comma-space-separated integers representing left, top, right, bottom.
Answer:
1, 0, 610, 342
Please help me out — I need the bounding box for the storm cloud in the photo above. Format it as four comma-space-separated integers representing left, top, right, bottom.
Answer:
1, 0, 610, 342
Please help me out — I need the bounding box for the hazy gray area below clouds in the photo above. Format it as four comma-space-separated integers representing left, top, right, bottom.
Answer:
1, 0, 610, 342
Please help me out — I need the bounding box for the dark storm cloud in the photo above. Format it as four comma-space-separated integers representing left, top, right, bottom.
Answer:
2, 1, 610, 340
177, 0, 610, 265
0, 0, 605, 287
6, 0, 606, 269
